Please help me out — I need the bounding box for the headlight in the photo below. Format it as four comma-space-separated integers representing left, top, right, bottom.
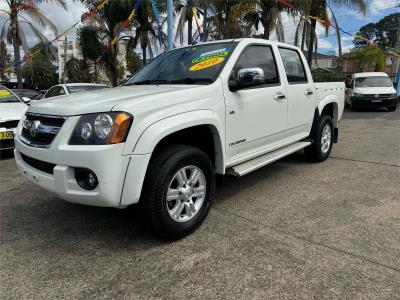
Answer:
69, 112, 133, 145
389, 93, 397, 99
353, 93, 362, 97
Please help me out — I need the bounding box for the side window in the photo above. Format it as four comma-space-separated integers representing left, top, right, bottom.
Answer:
55, 87, 66, 96
278, 48, 308, 84
231, 45, 279, 86
44, 87, 57, 98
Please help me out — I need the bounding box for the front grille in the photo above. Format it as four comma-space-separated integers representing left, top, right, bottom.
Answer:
20, 153, 55, 174
0, 120, 19, 129
361, 94, 393, 100
20, 113, 65, 148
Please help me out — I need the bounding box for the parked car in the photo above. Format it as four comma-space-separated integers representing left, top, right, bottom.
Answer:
29, 83, 109, 105
345, 72, 398, 111
0, 85, 27, 151
14, 39, 344, 239
11, 89, 42, 101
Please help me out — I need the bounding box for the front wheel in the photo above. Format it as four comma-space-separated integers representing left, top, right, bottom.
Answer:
305, 115, 334, 162
141, 145, 215, 240
388, 105, 397, 112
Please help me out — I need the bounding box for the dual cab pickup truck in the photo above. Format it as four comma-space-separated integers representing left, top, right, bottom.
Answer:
14, 39, 344, 240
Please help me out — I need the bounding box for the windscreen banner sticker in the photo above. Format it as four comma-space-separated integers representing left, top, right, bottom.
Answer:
0, 88, 11, 98
189, 57, 225, 71
191, 47, 230, 64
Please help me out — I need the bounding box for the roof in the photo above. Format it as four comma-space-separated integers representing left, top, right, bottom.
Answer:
353, 72, 389, 78
302, 50, 337, 59
61, 83, 109, 87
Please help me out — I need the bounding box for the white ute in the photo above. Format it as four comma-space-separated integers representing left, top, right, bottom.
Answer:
14, 39, 344, 239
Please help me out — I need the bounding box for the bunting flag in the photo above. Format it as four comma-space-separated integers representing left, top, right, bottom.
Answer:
94, 7, 137, 64
150, 0, 164, 47
192, 7, 202, 40
0, 0, 109, 74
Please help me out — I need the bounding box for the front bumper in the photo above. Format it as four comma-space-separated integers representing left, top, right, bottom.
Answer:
351, 96, 397, 108
14, 135, 150, 207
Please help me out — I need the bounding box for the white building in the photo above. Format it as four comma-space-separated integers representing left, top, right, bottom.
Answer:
57, 38, 82, 81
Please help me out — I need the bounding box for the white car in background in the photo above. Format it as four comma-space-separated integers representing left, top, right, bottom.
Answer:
30, 83, 109, 105
0, 85, 27, 151
345, 72, 398, 111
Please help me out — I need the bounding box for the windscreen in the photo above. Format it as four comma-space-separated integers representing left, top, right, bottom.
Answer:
0, 86, 20, 103
67, 85, 109, 94
355, 76, 393, 88
125, 42, 238, 85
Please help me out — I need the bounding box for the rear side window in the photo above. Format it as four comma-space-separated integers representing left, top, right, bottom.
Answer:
231, 45, 279, 86
279, 48, 308, 84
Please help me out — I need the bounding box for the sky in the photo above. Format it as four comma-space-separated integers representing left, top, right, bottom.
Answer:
0, 0, 399, 60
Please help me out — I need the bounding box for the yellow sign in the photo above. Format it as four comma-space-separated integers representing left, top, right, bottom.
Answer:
189, 57, 225, 71
0, 90, 11, 97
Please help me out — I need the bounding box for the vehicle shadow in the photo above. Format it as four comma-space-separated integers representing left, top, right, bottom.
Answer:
1, 151, 308, 247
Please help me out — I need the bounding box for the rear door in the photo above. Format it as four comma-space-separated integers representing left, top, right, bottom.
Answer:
224, 44, 288, 162
278, 47, 316, 137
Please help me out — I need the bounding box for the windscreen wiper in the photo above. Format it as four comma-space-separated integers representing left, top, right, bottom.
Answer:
169, 78, 213, 84
127, 79, 170, 85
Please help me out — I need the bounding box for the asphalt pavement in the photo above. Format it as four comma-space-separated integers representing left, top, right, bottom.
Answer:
0, 108, 399, 299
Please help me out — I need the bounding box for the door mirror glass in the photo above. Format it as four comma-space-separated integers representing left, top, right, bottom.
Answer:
237, 68, 265, 88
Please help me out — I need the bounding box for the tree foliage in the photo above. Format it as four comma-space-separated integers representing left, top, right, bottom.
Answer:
126, 38, 143, 75
354, 13, 400, 50
64, 57, 92, 83
22, 54, 58, 90
1, 0, 66, 88
343, 45, 386, 72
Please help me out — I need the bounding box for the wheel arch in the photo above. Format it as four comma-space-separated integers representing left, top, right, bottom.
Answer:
132, 110, 225, 174
318, 98, 339, 127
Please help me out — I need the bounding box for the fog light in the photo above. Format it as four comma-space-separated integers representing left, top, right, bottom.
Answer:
75, 168, 98, 190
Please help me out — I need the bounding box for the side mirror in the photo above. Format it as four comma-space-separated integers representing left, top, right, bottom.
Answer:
229, 68, 265, 91
21, 97, 31, 104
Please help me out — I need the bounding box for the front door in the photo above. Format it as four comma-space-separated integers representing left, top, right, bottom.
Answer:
224, 44, 288, 163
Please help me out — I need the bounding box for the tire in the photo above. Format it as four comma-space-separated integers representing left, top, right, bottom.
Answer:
140, 145, 215, 240
305, 114, 334, 162
349, 101, 357, 111
388, 105, 397, 112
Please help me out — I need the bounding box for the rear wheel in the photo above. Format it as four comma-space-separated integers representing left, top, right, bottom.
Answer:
305, 115, 334, 162
141, 145, 215, 240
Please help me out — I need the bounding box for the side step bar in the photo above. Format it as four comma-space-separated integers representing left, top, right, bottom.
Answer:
226, 141, 311, 177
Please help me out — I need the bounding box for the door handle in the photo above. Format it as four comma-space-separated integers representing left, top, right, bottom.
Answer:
273, 92, 286, 102
305, 89, 314, 96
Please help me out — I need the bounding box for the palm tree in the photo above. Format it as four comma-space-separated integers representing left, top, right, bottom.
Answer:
0, 0, 66, 88
293, 0, 367, 66
208, 0, 256, 40
130, 0, 166, 64
244, 0, 285, 41
77, 25, 103, 82
80, 0, 135, 86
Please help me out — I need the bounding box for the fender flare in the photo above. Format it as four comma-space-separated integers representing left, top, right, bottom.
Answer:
318, 96, 340, 127
132, 110, 225, 171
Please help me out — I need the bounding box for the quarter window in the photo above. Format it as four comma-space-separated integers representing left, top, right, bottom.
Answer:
231, 45, 279, 86
279, 48, 308, 84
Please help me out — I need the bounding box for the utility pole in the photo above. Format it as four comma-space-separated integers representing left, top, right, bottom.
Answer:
63, 35, 67, 83
167, 0, 173, 50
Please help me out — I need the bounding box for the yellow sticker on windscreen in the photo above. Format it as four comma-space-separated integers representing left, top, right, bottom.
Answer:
0, 90, 11, 97
189, 57, 225, 71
